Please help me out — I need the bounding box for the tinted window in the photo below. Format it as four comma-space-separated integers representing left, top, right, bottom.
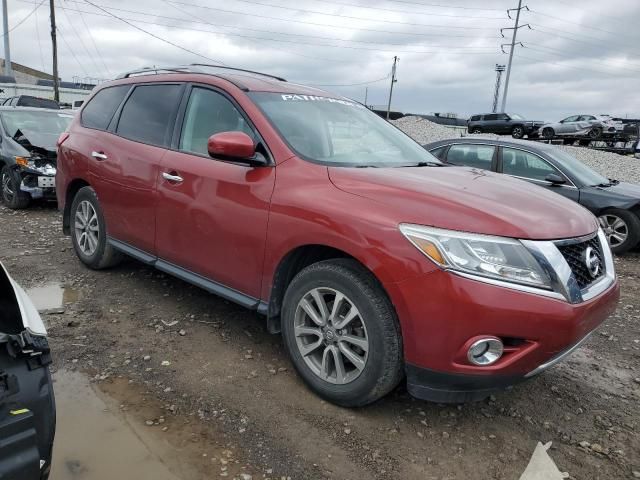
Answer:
484, 114, 498, 121
82, 85, 130, 130
502, 148, 561, 181
429, 145, 447, 160
180, 87, 254, 156
561, 116, 580, 123
470, 115, 481, 121
496, 114, 509, 120
578, 115, 595, 121
446, 144, 495, 170
17, 96, 59, 109
116, 84, 182, 146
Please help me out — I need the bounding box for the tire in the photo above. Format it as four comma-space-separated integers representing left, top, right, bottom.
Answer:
281, 259, 403, 407
511, 125, 525, 139
542, 127, 555, 140
471, 127, 482, 134
1, 165, 30, 209
598, 209, 640, 255
589, 127, 602, 139
70, 186, 123, 269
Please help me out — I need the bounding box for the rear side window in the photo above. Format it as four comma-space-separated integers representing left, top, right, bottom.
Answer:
81, 85, 130, 130
116, 84, 182, 146
446, 144, 495, 170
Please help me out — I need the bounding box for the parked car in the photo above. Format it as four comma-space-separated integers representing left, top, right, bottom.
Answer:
0, 262, 55, 480
57, 65, 619, 406
539, 114, 624, 140
0, 107, 73, 209
1, 96, 60, 110
467, 113, 543, 138
425, 137, 640, 254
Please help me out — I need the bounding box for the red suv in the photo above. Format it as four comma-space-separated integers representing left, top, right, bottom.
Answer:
56, 65, 619, 406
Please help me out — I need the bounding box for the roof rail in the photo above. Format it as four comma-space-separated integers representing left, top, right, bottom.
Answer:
115, 64, 287, 82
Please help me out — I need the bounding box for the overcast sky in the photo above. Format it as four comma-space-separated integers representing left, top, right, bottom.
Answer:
4, 0, 640, 120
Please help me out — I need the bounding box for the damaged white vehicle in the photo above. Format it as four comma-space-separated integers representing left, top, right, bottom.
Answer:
0, 107, 73, 209
539, 114, 624, 140
0, 262, 55, 480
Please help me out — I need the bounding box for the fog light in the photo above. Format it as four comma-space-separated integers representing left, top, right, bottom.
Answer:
467, 338, 503, 366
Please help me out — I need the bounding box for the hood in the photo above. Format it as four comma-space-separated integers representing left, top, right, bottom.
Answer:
328, 166, 598, 240
13, 129, 58, 158
602, 181, 640, 199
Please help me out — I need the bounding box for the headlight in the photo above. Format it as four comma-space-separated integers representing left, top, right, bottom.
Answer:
15, 156, 57, 176
399, 224, 552, 289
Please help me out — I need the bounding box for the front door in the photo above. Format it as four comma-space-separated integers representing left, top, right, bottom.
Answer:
155, 86, 275, 299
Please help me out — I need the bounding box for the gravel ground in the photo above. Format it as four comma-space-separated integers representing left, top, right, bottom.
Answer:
2, 202, 640, 480
393, 116, 640, 185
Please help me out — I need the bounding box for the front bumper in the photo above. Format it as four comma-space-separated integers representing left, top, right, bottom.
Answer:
19, 172, 56, 200
389, 265, 619, 403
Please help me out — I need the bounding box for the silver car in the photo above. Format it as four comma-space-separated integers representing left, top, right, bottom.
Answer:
539, 114, 623, 140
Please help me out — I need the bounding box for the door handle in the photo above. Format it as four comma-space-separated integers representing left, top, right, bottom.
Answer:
91, 151, 108, 160
162, 172, 184, 183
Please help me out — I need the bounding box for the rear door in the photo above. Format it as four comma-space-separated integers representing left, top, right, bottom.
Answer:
483, 114, 499, 133
87, 83, 184, 253
155, 85, 275, 299
499, 147, 580, 202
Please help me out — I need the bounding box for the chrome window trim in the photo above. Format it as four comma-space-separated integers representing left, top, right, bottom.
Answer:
500, 146, 577, 188
507, 174, 578, 190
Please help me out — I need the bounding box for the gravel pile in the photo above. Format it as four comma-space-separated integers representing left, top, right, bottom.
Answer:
393, 116, 639, 185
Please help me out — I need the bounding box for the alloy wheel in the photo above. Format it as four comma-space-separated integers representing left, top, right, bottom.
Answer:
599, 214, 628, 247
2, 173, 15, 203
512, 127, 523, 138
74, 200, 100, 256
294, 287, 369, 385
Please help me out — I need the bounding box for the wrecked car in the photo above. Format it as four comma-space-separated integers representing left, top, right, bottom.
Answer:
539, 115, 624, 140
0, 107, 73, 209
0, 262, 55, 480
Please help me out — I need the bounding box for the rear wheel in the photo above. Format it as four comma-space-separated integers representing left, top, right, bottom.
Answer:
511, 126, 525, 139
471, 127, 482, 134
1, 165, 30, 209
70, 186, 122, 269
589, 127, 602, 139
598, 209, 640, 254
281, 259, 403, 407
542, 127, 555, 140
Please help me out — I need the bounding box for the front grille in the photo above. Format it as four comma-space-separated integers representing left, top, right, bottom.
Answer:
556, 235, 605, 290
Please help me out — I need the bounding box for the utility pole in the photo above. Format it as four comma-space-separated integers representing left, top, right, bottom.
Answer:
386, 56, 398, 120
492, 64, 505, 113
2, 0, 12, 76
49, 0, 60, 102
364, 86, 368, 107
500, 0, 529, 113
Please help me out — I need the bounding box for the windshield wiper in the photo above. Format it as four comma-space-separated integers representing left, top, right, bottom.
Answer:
355, 165, 379, 168
401, 161, 444, 167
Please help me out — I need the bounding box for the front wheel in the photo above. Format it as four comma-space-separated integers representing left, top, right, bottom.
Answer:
471, 127, 482, 134
511, 126, 525, 139
542, 127, 555, 140
1, 166, 30, 209
70, 186, 122, 269
589, 127, 602, 139
598, 209, 640, 254
281, 259, 403, 407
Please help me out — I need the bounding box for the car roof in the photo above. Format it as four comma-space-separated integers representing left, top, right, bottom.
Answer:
424, 136, 558, 154
0, 106, 66, 113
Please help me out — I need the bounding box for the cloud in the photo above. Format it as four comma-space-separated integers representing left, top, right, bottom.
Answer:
4, 0, 639, 119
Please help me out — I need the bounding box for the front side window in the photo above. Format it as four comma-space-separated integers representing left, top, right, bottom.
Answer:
248, 92, 440, 167
483, 114, 498, 121
496, 114, 509, 120
179, 87, 254, 156
116, 84, 182, 146
561, 115, 580, 123
470, 115, 481, 121
446, 144, 495, 170
502, 148, 562, 181
81, 85, 130, 130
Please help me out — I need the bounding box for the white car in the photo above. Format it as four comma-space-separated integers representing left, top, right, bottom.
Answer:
539, 114, 624, 140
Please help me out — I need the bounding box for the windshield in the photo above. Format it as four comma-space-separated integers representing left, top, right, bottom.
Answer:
509, 113, 525, 120
1, 110, 73, 138
248, 92, 441, 167
550, 149, 609, 186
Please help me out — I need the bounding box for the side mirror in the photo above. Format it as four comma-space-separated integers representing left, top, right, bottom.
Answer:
207, 131, 263, 164
545, 173, 566, 185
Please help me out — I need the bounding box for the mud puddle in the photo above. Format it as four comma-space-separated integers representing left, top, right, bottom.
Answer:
27, 283, 78, 311
51, 370, 255, 480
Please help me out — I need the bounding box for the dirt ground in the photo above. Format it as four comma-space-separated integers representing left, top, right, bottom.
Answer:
1, 202, 639, 480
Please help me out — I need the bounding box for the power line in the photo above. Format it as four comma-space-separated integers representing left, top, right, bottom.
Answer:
34, 0, 47, 72
382, 0, 504, 11
538, 0, 631, 25
513, 52, 623, 78
171, 0, 504, 28
57, 1, 105, 77
287, 0, 506, 19
310, 75, 390, 87
82, 0, 225, 65
56, 25, 89, 76
527, 9, 632, 38
524, 44, 640, 74
73, 2, 111, 77
1, 0, 46, 36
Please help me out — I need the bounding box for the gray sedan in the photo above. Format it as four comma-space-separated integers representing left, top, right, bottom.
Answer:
539, 114, 623, 140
